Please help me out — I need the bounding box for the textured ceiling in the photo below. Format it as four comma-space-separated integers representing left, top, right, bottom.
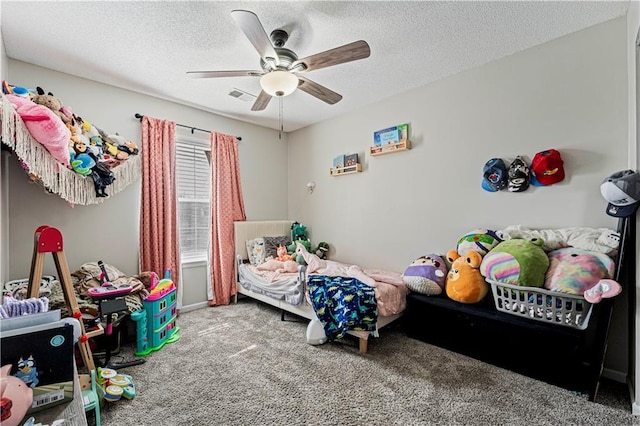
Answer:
0, 1, 630, 132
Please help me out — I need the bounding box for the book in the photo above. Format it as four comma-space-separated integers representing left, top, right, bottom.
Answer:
332, 154, 345, 170
1, 322, 75, 414
373, 124, 409, 146
345, 153, 359, 167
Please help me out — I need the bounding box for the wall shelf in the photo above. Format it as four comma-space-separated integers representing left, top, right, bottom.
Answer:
370, 140, 411, 156
330, 163, 362, 176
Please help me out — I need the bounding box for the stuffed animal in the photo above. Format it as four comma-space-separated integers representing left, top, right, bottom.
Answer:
313, 242, 329, 260
291, 222, 307, 242
445, 250, 488, 303
103, 132, 139, 160
9, 95, 71, 167
69, 140, 95, 176
276, 245, 293, 262
287, 239, 311, 264
90, 163, 115, 197
0, 364, 33, 426
544, 248, 621, 303
480, 238, 549, 288
403, 254, 448, 295
30, 86, 70, 125
456, 228, 503, 257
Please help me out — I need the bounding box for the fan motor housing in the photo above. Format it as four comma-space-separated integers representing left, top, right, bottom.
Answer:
260, 47, 298, 72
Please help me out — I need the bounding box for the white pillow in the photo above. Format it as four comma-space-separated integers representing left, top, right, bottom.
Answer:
246, 238, 266, 266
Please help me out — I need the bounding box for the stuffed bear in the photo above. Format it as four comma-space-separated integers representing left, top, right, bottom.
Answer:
403, 254, 448, 296
480, 238, 549, 288
445, 250, 488, 303
456, 228, 503, 257
544, 247, 621, 303
31, 87, 70, 125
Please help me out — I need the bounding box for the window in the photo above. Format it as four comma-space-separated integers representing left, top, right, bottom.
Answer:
176, 140, 211, 262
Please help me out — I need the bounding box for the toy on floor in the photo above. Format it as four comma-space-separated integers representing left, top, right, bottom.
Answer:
132, 270, 180, 356
97, 367, 136, 402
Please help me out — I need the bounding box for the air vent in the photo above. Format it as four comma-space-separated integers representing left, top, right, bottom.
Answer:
228, 88, 256, 102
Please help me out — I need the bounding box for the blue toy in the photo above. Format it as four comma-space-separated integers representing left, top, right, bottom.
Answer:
14, 355, 39, 388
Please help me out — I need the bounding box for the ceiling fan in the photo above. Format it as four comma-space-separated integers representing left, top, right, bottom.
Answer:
187, 10, 371, 112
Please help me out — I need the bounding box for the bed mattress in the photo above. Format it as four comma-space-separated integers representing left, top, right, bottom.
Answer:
238, 263, 305, 305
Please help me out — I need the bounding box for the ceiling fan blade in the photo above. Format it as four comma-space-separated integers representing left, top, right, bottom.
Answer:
291, 40, 370, 73
251, 90, 272, 111
186, 70, 263, 78
297, 76, 342, 105
231, 10, 279, 67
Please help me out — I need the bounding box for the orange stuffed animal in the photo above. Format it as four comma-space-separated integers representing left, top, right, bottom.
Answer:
276, 245, 293, 262
445, 249, 489, 304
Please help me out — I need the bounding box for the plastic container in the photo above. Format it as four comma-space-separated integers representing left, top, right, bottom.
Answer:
487, 279, 593, 330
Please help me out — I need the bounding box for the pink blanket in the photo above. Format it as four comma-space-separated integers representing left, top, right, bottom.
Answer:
296, 243, 407, 316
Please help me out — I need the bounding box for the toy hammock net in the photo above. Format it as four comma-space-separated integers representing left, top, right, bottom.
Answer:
0, 95, 141, 205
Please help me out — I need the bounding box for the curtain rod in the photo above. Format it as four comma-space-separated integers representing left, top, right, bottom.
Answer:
134, 113, 241, 141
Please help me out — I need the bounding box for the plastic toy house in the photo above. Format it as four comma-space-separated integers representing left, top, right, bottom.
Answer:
131, 271, 180, 356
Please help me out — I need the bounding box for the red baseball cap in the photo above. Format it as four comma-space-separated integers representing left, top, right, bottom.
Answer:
530, 149, 564, 186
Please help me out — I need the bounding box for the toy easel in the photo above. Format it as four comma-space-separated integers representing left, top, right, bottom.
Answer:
27, 225, 103, 372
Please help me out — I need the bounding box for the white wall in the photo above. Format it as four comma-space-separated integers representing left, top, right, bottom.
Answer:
4, 61, 289, 304
629, 0, 640, 415
288, 18, 629, 374
1, 16, 9, 285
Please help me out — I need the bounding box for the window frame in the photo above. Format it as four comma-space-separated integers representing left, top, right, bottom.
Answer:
175, 134, 211, 264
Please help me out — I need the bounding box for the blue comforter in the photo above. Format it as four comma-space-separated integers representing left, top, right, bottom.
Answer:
307, 274, 378, 340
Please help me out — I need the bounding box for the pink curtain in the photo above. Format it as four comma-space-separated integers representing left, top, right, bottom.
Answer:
209, 131, 246, 306
139, 116, 180, 288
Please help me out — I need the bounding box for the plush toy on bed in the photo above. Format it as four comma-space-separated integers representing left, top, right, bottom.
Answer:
276, 245, 294, 262
456, 228, 503, 257
291, 222, 308, 242
313, 242, 329, 260
287, 239, 311, 265
445, 250, 488, 303
544, 247, 622, 303
480, 238, 549, 288
403, 254, 448, 295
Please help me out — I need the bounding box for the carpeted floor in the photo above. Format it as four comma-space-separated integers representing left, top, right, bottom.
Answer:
100, 299, 639, 426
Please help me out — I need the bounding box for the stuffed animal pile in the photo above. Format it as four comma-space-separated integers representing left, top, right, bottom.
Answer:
3, 82, 140, 198
286, 222, 330, 265
401, 226, 622, 309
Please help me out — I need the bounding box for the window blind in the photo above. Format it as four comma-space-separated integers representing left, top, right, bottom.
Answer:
176, 142, 211, 261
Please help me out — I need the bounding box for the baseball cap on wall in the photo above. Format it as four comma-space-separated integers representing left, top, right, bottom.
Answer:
530, 149, 565, 186
601, 170, 640, 218
482, 158, 508, 192
507, 156, 530, 192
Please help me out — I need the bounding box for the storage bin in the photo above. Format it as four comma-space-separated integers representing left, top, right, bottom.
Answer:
487, 279, 593, 330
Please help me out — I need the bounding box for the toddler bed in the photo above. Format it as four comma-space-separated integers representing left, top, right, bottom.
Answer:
233, 220, 407, 353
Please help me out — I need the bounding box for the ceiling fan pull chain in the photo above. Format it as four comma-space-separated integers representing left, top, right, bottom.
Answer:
279, 97, 283, 140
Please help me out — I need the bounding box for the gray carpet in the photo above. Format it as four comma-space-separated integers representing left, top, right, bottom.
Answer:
100, 299, 638, 426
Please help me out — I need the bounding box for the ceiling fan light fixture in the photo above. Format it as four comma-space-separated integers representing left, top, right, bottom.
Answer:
260, 70, 298, 97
